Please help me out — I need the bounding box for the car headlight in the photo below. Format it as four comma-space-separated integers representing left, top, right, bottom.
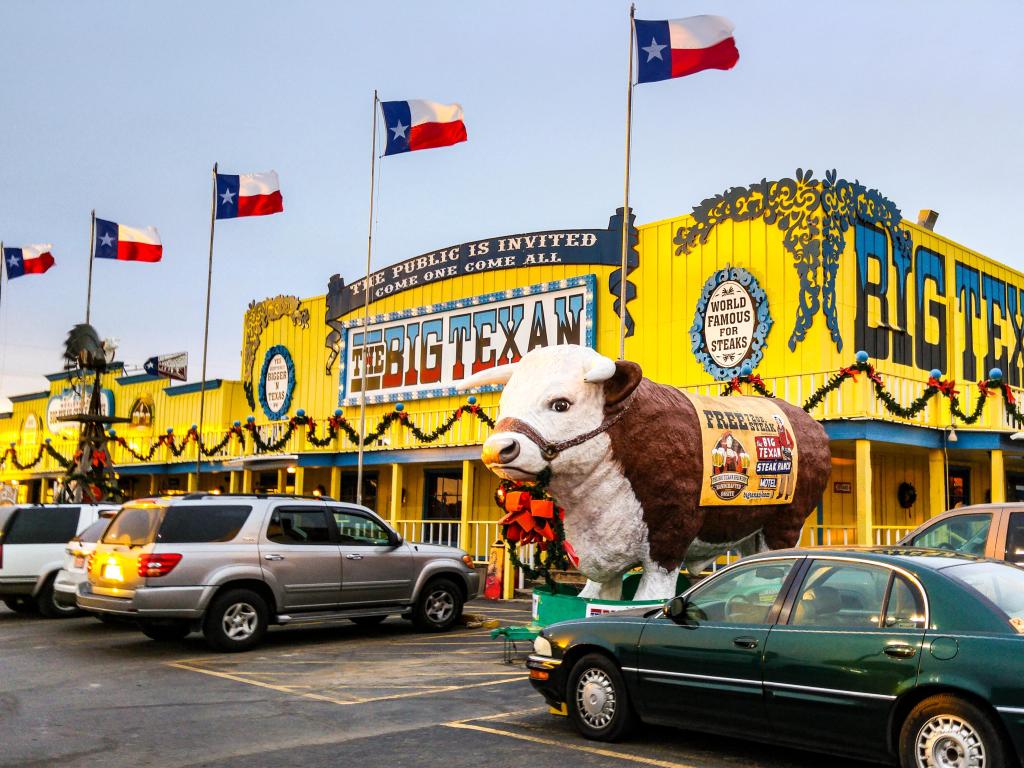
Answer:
533, 634, 553, 657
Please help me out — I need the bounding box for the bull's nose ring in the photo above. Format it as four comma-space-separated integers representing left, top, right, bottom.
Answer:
541, 445, 559, 461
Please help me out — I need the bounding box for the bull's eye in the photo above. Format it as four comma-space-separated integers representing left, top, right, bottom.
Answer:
550, 398, 571, 413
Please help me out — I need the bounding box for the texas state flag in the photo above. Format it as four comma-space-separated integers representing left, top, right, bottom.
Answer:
634, 15, 739, 84
94, 218, 163, 262
381, 100, 467, 156
3, 244, 55, 279
216, 171, 284, 219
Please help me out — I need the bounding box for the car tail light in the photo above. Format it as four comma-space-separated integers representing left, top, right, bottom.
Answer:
138, 553, 183, 578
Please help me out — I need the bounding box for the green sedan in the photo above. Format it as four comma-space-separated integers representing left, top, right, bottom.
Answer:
527, 548, 1024, 768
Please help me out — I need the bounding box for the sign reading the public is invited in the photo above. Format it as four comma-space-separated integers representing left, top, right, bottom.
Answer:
337, 276, 595, 405
683, 392, 798, 505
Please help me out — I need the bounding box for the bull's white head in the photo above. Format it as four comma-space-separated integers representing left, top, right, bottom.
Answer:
459, 345, 642, 482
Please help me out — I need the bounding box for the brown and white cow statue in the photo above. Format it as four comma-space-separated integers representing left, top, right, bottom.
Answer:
461, 345, 830, 602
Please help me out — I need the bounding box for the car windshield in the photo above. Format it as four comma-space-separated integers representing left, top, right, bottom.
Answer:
76, 517, 111, 544
102, 505, 165, 547
944, 561, 1024, 628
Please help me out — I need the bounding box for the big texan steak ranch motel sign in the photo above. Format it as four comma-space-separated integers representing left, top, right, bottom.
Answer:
337, 276, 595, 405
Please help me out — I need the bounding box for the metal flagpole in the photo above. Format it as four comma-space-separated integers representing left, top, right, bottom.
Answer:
196, 162, 218, 485
85, 210, 96, 324
356, 91, 379, 506
617, 3, 636, 361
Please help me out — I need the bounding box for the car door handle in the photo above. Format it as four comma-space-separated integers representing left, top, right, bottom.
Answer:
884, 643, 917, 659
263, 554, 285, 561
345, 554, 363, 560
733, 636, 758, 649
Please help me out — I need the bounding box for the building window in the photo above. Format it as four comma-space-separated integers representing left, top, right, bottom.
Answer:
947, 467, 970, 508
424, 470, 462, 521
129, 397, 154, 429
340, 471, 378, 511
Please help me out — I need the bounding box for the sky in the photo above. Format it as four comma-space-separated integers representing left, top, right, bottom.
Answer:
0, 0, 1021, 409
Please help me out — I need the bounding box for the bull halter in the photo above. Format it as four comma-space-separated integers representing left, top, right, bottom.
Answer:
493, 390, 639, 462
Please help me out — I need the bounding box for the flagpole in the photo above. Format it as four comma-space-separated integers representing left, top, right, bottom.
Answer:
617, 3, 636, 361
356, 90, 379, 507
196, 162, 218, 486
85, 210, 96, 324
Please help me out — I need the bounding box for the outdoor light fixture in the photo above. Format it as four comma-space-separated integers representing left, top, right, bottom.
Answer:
286, 466, 296, 474
948, 425, 958, 443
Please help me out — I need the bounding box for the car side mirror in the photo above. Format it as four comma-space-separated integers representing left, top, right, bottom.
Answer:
663, 596, 688, 623
388, 531, 403, 548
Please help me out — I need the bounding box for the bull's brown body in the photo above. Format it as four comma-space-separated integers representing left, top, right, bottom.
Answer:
605, 372, 831, 571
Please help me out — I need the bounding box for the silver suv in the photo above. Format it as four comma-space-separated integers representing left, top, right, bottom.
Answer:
77, 494, 480, 651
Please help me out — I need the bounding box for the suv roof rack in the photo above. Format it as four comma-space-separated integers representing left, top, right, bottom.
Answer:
177, 493, 337, 501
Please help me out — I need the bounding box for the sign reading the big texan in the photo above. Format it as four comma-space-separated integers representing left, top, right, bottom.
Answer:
682, 392, 799, 505
337, 276, 595, 405
325, 210, 637, 372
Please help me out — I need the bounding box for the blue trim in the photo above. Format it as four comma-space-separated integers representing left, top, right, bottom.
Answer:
9, 391, 49, 403
165, 379, 222, 396
116, 373, 163, 385
297, 445, 481, 468
338, 274, 597, 406
821, 419, 1013, 450
259, 345, 295, 421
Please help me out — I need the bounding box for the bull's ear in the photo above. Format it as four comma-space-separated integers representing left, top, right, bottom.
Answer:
603, 361, 643, 412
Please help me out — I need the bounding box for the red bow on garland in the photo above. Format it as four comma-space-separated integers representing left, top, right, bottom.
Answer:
1004, 383, 1016, 406
926, 377, 959, 397
727, 378, 743, 393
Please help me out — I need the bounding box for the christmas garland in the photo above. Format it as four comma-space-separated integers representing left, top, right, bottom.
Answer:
1, 440, 74, 471
722, 352, 1023, 426
494, 468, 576, 592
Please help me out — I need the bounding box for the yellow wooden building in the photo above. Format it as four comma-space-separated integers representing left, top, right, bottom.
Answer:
2, 169, 1022, 573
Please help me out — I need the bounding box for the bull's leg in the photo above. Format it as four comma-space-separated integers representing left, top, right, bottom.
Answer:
577, 578, 623, 601
633, 562, 681, 602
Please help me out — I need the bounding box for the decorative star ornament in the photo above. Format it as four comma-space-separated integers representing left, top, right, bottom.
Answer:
220, 188, 236, 205
390, 120, 408, 140
99, 232, 114, 248
642, 37, 667, 63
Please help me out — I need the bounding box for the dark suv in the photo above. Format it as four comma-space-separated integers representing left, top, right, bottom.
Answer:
77, 494, 480, 651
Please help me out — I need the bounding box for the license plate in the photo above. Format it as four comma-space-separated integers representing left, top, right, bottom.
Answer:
74, 556, 85, 569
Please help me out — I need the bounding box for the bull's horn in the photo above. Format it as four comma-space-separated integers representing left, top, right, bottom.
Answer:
582, 352, 617, 383
456, 363, 518, 391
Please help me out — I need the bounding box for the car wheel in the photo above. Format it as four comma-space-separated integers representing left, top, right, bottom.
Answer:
351, 615, 388, 627
899, 694, 1008, 768
3, 596, 38, 614
567, 653, 635, 742
36, 577, 82, 619
412, 578, 463, 632
139, 621, 191, 642
202, 589, 268, 652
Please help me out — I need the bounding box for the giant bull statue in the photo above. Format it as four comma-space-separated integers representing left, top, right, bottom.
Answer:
462, 345, 830, 601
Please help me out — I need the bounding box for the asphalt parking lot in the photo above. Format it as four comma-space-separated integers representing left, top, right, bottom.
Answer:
1, 599, 876, 768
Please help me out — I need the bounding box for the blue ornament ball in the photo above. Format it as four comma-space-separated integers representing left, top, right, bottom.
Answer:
739, 362, 753, 378
44, 438, 50, 444
929, 369, 942, 380
233, 421, 241, 428
467, 396, 477, 405
191, 424, 197, 431
166, 428, 174, 435
108, 430, 116, 438
247, 415, 256, 423
989, 368, 1004, 381
334, 409, 343, 417
297, 409, 305, 418
395, 402, 405, 412
855, 350, 870, 364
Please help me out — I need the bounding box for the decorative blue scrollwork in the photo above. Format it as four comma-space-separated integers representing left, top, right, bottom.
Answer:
258, 345, 295, 421
690, 266, 772, 380
674, 168, 912, 353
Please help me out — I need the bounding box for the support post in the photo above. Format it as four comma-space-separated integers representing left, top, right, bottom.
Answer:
617, 4, 636, 361
855, 439, 874, 545
85, 211, 96, 323
459, 460, 474, 557
330, 465, 342, 500
991, 449, 1006, 503
927, 448, 946, 518
277, 468, 288, 493
293, 466, 305, 496
229, 470, 241, 494
242, 469, 254, 493
187, 471, 198, 493
357, 91, 379, 504
196, 163, 218, 483
502, 540, 516, 601
389, 462, 403, 525
148, 474, 159, 496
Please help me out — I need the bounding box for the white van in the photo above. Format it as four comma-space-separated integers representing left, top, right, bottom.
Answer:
0, 504, 119, 617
